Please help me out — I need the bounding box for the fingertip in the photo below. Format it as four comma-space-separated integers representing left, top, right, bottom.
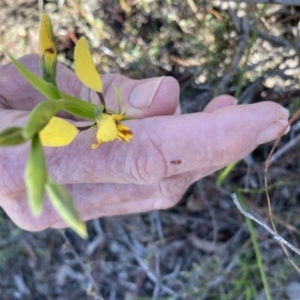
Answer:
152, 76, 180, 113
203, 95, 237, 113
127, 76, 180, 118
129, 76, 165, 109
156, 76, 180, 102
257, 119, 290, 145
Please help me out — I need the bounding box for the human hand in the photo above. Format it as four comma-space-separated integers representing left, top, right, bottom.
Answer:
0, 54, 289, 232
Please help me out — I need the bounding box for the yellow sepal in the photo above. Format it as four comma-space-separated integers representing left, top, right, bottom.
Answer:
96, 114, 118, 142
40, 117, 79, 147
74, 37, 103, 92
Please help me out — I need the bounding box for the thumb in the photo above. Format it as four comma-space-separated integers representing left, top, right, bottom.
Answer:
64, 73, 180, 119
1, 54, 180, 119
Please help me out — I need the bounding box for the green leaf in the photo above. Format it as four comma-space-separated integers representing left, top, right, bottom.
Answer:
216, 161, 239, 187
61, 93, 97, 120
112, 84, 123, 115
0, 127, 27, 146
5, 50, 111, 122
25, 134, 47, 216
5, 50, 61, 100
46, 178, 87, 238
61, 93, 116, 120
5, 51, 103, 121
23, 99, 66, 140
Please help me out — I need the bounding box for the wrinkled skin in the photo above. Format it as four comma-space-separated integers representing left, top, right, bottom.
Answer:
0, 54, 289, 231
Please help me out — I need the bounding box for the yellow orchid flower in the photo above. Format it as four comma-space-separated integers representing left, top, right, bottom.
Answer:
91, 112, 133, 149
39, 117, 79, 147
37, 28, 133, 149
74, 37, 134, 149
3, 14, 135, 239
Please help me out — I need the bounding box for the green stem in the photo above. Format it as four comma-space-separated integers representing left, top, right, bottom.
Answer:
236, 193, 272, 300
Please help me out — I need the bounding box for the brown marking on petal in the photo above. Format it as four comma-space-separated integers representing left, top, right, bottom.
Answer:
170, 160, 182, 165
45, 47, 55, 54
118, 135, 127, 142
119, 129, 133, 136
118, 129, 133, 142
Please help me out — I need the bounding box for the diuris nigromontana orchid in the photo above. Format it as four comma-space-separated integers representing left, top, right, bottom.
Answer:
0, 14, 134, 238
39, 20, 133, 149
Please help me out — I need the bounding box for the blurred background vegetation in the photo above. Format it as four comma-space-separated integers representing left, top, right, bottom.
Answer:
1, 0, 300, 299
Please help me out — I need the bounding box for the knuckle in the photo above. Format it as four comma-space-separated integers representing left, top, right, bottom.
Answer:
153, 173, 192, 210
151, 196, 178, 210
160, 173, 191, 198
127, 131, 168, 185
0, 194, 47, 232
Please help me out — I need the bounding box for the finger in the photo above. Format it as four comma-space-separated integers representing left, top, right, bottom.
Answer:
0, 54, 179, 118
45, 161, 266, 230
6, 167, 223, 232
71, 73, 180, 119
203, 95, 237, 113
1, 172, 190, 231
47, 101, 289, 185
1, 149, 219, 231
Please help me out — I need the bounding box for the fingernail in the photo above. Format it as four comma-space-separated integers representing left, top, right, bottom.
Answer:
233, 99, 238, 105
281, 107, 290, 118
257, 120, 290, 145
129, 77, 164, 109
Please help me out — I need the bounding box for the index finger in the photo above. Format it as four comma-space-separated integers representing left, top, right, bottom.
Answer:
47, 101, 289, 185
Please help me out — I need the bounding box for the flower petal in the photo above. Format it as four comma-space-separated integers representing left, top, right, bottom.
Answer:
96, 115, 118, 143
74, 37, 103, 92
91, 112, 133, 149
40, 117, 79, 147
117, 123, 133, 142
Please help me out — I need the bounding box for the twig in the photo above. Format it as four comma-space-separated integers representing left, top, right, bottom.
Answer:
257, 30, 292, 47
214, 13, 251, 96
231, 193, 300, 256
60, 230, 104, 300
264, 108, 300, 272
167, 3, 190, 34
269, 133, 300, 165
196, 181, 218, 244
186, 0, 204, 22
115, 222, 177, 296
238, 77, 264, 104
151, 211, 165, 243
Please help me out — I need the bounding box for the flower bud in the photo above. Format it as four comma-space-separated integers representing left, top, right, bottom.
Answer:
0, 127, 27, 146
23, 100, 65, 140
39, 14, 57, 86
46, 178, 87, 238
25, 134, 47, 216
